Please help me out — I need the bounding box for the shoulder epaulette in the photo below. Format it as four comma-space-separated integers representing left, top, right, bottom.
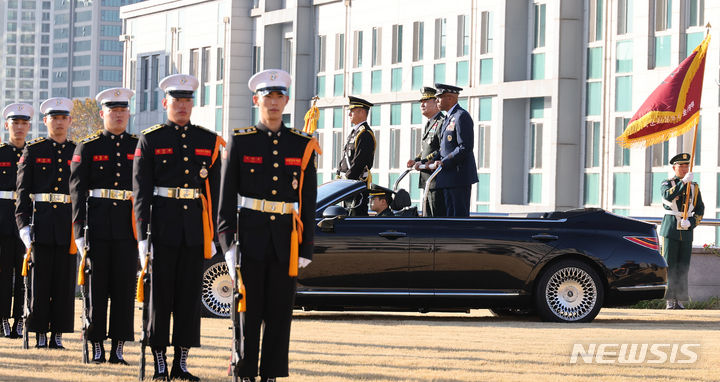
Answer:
142, 124, 164, 135
27, 137, 46, 147
233, 126, 257, 136
289, 129, 312, 139
0, 143, 6, 148
80, 131, 102, 144
195, 125, 217, 135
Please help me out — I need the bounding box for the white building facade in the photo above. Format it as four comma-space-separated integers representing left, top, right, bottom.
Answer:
121, 0, 720, 244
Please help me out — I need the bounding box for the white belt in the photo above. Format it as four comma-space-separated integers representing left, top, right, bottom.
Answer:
153, 187, 201, 199
239, 196, 297, 215
0, 191, 16, 200
32, 193, 71, 203
89, 188, 133, 200
664, 211, 694, 218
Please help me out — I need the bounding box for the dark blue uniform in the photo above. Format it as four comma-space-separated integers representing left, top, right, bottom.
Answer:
436, 104, 478, 216
0, 142, 24, 338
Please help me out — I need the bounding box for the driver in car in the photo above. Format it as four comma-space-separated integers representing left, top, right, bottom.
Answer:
369, 185, 395, 217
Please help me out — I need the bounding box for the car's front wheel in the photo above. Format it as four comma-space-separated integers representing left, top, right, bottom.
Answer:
535, 260, 604, 323
201, 257, 232, 318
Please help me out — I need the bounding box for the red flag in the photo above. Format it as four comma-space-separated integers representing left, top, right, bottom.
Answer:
617, 34, 710, 147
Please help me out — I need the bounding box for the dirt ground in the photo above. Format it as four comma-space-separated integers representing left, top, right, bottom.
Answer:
0, 305, 718, 382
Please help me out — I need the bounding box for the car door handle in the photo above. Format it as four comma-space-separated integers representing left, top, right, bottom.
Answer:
532, 233, 558, 242
378, 231, 407, 240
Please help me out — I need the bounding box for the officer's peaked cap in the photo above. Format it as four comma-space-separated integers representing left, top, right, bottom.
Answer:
348, 96, 373, 110
3, 103, 34, 121
159, 74, 199, 99
670, 152, 691, 165
96, 87, 135, 108
40, 97, 73, 116
434, 83, 463, 96
248, 69, 291, 96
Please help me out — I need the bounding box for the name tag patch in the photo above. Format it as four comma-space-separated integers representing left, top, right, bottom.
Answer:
243, 155, 263, 164
93, 155, 109, 162
36, 158, 51, 164
0, 162, 10, 167
127, 154, 135, 160
195, 149, 212, 157
155, 148, 173, 155
285, 157, 301, 166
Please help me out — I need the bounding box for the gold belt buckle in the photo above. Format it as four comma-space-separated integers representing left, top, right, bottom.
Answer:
178, 188, 194, 199
109, 189, 122, 200
51, 194, 63, 203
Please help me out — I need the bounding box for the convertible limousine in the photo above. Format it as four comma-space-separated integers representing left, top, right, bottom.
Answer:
201, 178, 667, 323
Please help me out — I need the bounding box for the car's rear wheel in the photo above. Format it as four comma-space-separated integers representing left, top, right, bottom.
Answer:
201, 257, 232, 318
535, 260, 604, 323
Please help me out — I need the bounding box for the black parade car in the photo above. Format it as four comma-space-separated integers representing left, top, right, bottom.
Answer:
201, 172, 667, 323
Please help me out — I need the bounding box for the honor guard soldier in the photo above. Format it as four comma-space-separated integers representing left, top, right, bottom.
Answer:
368, 185, 395, 217
133, 74, 224, 381
432, 84, 478, 217
660, 153, 704, 309
0, 104, 32, 339
218, 69, 317, 382
336, 96, 376, 216
406, 87, 445, 216
15, 98, 77, 348
69, 88, 138, 364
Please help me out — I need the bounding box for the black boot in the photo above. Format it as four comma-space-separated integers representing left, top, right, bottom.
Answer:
91, 341, 106, 363
9, 318, 22, 339
1, 318, 10, 338
35, 332, 48, 348
108, 339, 129, 365
48, 332, 64, 349
152, 347, 169, 381
170, 346, 200, 381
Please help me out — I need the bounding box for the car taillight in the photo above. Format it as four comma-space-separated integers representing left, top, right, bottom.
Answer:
624, 236, 659, 251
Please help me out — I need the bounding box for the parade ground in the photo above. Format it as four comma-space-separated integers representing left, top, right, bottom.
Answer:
0, 305, 718, 382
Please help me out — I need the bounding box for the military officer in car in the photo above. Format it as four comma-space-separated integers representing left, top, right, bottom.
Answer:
337, 96, 376, 216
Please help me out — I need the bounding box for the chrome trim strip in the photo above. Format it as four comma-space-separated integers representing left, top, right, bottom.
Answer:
616, 284, 667, 292
297, 290, 521, 297
340, 217, 568, 223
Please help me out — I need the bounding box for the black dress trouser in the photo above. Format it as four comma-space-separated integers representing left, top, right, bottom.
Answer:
237, 242, 297, 378
149, 243, 204, 348
0, 235, 24, 319
28, 243, 76, 333
87, 238, 138, 342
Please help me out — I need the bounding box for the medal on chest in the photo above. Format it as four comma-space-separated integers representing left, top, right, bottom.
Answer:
199, 165, 208, 179
292, 176, 299, 190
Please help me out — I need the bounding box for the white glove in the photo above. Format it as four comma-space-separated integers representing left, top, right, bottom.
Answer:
680, 219, 691, 229
682, 172, 694, 184
211, 243, 217, 257
19, 226, 31, 250
75, 237, 86, 257
138, 239, 151, 266
224, 245, 237, 281
298, 257, 312, 269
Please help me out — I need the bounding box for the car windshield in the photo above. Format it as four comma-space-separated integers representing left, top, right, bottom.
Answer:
316, 179, 365, 211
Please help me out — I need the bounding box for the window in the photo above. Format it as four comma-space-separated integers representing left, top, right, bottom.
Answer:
457, 61, 469, 86
390, 104, 401, 125
252, 46, 261, 74
332, 131, 343, 170
75, 11, 91, 22
391, 68, 402, 92
72, 86, 89, 98
433, 63, 445, 83
533, 3, 546, 48
72, 70, 90, 81
73, 55, 91, 66
352, 72, 362, 94
333, 107, 343, 128
389, 128, 401, 169
616, 41, 633, 72
100, 40, 123, 51
655, 0, 672, 31
411, 66, 423, 90
190, 49, 199, 78
687, 0, 704, 27
317, 76, 325, 97
477, 124, 490, 168
101, 25, 122, 37
614, 118, 631, 166
100, 55, 122, 67
371, 70, 382, 93
333, 74, 344, 96
20, 46, 34, 55
392, 25, 403, 64
353, 31, 363, 68
585, 121, 601, 168
99, 70, 122, 82
140, 56, 149, 112
588, 0, 603, 42
617, 0, 633, 35
457, 15, 470, 56
201, 47, 210, 106
282, 37, 293, 73
372, 27, 382, 66
101, 10, 119, 22
615, 76, 632, 112
480, 11, 493, 54
19, 57, 32, 66
21, 0, 34, 8
412, 21, 424, 61
217, 47, 224, 80
529, 122, 543, 170
74, 40, 91, 51
434, 18, 446, 59
20, 34, 34, 43
652, 140, 671, 167
335, 33, 345, 70
317, 36, 326, 72
410, 127, 422, 160
54, 28, 69, 38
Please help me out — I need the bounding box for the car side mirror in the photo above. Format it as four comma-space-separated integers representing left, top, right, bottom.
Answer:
318, 205, 348, 232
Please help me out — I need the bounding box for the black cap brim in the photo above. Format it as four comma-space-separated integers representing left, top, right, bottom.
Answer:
167, 90, 195, 99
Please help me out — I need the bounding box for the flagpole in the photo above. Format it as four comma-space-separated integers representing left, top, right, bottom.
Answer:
680, 23, 710, 224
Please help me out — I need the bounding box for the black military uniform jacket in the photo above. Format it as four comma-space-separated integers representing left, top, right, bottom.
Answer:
70, 130, 138, 241
337, 121, 375, 180
217, 123, 317, 262
133, 121, 221, 247
414, 111, 445, 190
376, 207, 394, 217
15, 137, 76, 245
0, 142, 23, 237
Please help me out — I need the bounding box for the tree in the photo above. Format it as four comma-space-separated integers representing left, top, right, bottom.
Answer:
69, 98, 103, 141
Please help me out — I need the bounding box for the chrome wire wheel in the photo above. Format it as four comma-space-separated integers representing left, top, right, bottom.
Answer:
201, 261, 232, 318
544, 266, 598, 321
